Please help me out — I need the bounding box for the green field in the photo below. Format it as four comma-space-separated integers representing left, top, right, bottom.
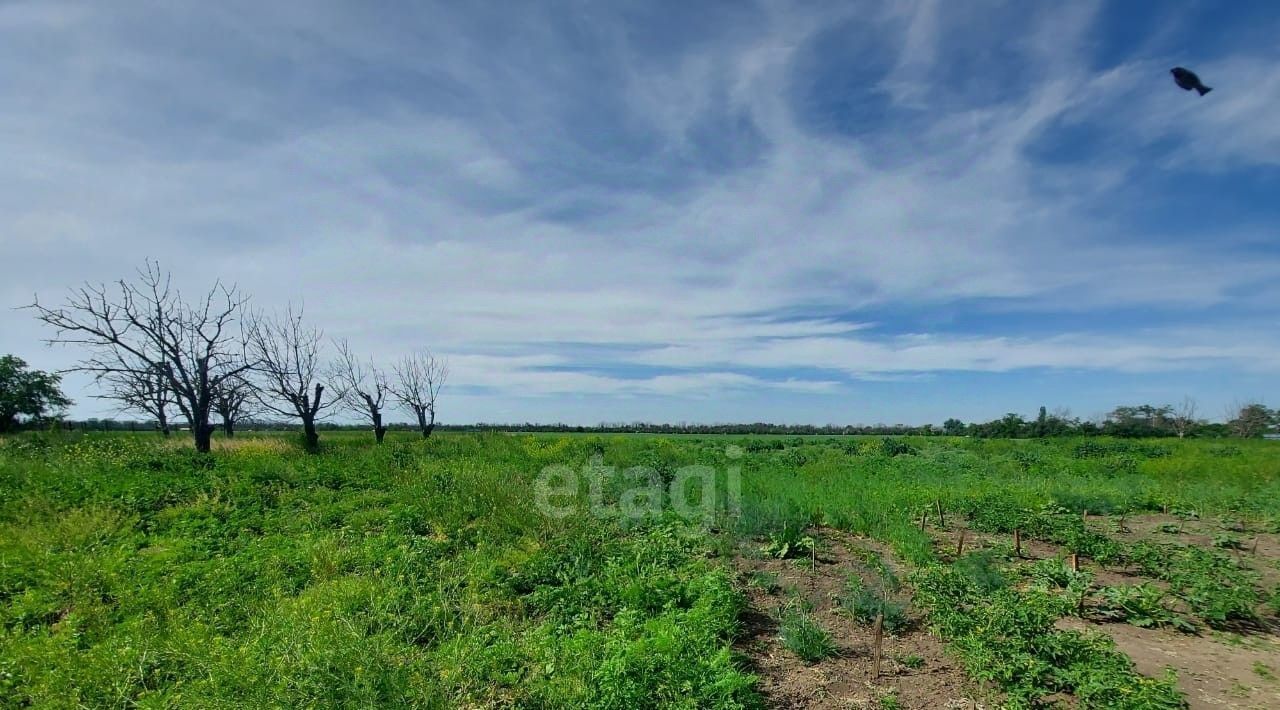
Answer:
3, 432, 1279, 708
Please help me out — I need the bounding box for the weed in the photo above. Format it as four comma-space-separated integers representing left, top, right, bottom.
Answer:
1212, 533, 1244, 550
777, 606, 836, 663
894, 653, 925, 669
953, 550, 1007, 594
839, 577, 909, 633
760, 523, 815, 560
877, 689, 902, 709
1094, 585, 1197, 633
745, 570, 779, 594
914, 562, 1185, 708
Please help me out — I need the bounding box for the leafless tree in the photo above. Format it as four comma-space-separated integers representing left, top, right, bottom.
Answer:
28, 261, 252, 453
245, 305, 338, 452
97, 363, 175, 436
391, 351, 447, 439
1171, 397, 1199, 439
213, 373, 257, 438
331, 339, 391, 443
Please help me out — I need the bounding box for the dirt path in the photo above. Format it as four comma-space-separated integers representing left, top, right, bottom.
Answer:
733, 528, 986, 709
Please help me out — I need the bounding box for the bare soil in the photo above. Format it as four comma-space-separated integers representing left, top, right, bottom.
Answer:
733, 516, 1280, 708
1056, 617, 1280, 710
733, 528, 988, 709
925, 513, 1280, 709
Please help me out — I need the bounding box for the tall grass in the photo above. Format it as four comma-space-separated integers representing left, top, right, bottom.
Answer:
2, 431, 1277, 706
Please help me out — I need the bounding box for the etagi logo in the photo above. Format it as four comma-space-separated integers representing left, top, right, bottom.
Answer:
533, 445, 743, 526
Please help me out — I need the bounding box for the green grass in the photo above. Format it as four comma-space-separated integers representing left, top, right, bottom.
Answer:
2, 431, 1279, 706
777, 606, 836, 663
0, 432, 759, 708
839, 576, 909, 633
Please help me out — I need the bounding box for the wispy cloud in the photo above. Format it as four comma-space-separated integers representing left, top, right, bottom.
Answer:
3, 0, 1279, 423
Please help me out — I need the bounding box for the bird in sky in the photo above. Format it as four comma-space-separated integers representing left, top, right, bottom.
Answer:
1170, 67, 1212, 96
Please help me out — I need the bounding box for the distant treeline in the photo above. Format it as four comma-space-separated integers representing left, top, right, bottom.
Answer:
38, 402, 1279, 439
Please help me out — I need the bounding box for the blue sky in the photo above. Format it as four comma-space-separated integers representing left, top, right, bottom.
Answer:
2, 0, 1279, 425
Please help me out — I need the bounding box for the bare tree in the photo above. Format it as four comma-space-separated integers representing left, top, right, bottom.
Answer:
1171, 397, 1199, 439
245, 306, 337, 452
97, 364, 175, 436
391, 352, 447, 439
331, 339, 391, 443
29, 261, 252, 453
213, 373, 257, 438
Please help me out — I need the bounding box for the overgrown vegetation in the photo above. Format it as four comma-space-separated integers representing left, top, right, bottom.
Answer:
913, 565, 1185, 709
3, 431, 1279, 706
0, 433, 758, 707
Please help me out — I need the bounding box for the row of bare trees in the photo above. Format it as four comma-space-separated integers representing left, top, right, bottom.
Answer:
28, 261, 446, 453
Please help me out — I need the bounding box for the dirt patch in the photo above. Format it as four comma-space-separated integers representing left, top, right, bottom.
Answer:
944, 512, 1280, 709
733, 528, 986, 709
1058, 617, 1280, 710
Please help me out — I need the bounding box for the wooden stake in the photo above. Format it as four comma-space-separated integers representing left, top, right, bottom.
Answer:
872, 612, 884, 679
1014, 528, 1022, 558
920, 511, 928, 532
1251, 537, 1260, 555
1082, 509, 1088, 523
956, 530, 966, 557
1070, 553, 1079, 572
935, 500, 945, 528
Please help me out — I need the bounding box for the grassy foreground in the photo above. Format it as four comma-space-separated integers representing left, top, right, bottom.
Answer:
2, 432, 1279, 707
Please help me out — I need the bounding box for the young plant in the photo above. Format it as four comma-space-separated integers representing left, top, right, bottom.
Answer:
1212, 533, 1244, 550
761, 523, 815, 560
745, 570, 780, 594
840, 577, 909, 633
778, 605, 836, 663
1094, 584, 1197, 633
894, 653, 925, 669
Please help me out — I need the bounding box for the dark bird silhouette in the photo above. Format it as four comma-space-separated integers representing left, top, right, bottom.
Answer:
1171, 67, 1212, 96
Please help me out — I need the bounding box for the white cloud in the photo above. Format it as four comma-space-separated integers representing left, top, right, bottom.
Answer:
2, 1, 1278, 423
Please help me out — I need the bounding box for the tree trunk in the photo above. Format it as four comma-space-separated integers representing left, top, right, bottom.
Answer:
369, 402, 386, 444
416, 408, 435, 439
302, 416, 320, 452
157, 409, 170, 437
193, 422, 213, 453
222, 418, 235, 438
